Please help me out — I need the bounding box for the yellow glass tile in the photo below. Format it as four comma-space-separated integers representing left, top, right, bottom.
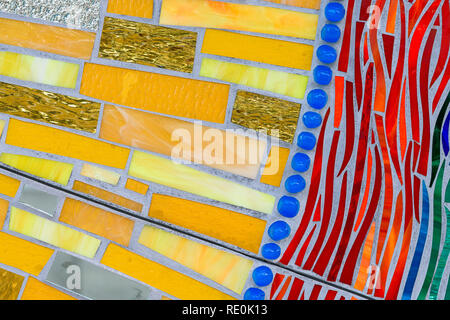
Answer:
0, 173, 20, 198
101, 243, 235, 300
80, 63, 229, 123
200, 58, 308, 99
260, 146, 291, 187
0, 119, 5, 137
202, 29, 313, 70
161, 296, 172, 300
129, 151, 275, 214
21, 277, 75, 300
99, 17, 196, 73
0, 153, 73, 185
100, 105, 266, 179
125, 178, 149, 195
264, 0, 321, 10
0, 51, 79, 89
139, 226, 253, 294
0, 198, 8, 228
107, 0, 154, 19
149, 194, 266, 253
80, 163, 121, 185
0, 267, 24, 300
160, 0, 318, 40
0, 18, 95, 60
0, 81, 100, 133
0, 232, 54, 276
72, 180, 143, 212
59, 198, 135, 247
5, 119, 130, 169
9, 207, 101, 258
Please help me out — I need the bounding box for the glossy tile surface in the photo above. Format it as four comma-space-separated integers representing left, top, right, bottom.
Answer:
19, 185, 59, 217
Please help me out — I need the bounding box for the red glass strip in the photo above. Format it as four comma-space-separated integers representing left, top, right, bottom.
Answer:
430, 1, 450, 86
308, 285, 322, 300
287, 278, 304, 300
382, 34, 395, 78
270, 273, 284, 299
324, 290, 338, 300
338, 81, 355, 175
295, 224, 317, 267
337, 0, 355, 73
355, 22, 365, 109
313, 195, 322, 222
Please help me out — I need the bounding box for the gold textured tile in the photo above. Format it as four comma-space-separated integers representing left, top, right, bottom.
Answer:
0, 82, 100, 133
0, 268, 24, 300
99, 17, 196, 73
231, 91, 301, 143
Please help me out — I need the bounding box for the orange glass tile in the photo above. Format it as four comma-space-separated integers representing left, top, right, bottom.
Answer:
0, 173, 20, 198
80, 63, 229, 123
0, 18, 95, 60
260, 146, 290, 187
125, 178, 149, 195
100, 105, 266, 179
72, 180, 143, 212
202, 29, 314, 70
107, 0, 154, 19
263, 0, 321, 10
5, 119, 130, 169
0, 198, 8, 228
0, 232, 53, 276
148, 194, 266, 254
101, 243, 235, 300
21, 277, 76, 300
59, 198, 135, 247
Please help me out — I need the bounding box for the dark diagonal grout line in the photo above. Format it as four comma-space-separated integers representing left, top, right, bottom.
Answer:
0, 164, 375, 300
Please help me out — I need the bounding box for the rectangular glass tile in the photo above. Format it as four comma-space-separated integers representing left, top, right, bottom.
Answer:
107, 0, 153, 19
139, 225, 254, 294
5, 119, 130, 169
19, 185, 59, 217
0, 51, 79, 89
125, 178, 149, 195
0, 18, 96, 60
80, 163, 121, 185
47, 251, 150, 300
263, 0, 321, 9
0, 172, 20, 198
21, 277, 75, 300
260, 146, 291, 187
0, 81, 100, 133
0, 267, 24, 300
129, 151, 275, 214
99, 17, 196, 73
202, 29, 314, 70
0, 0, 101, 31
160, 0, 318, 40
231, 91, 301, 143
9, 207, 101, 258
80, 63, 229, 123
200, 58, 308, 99
0, 198, 8, 228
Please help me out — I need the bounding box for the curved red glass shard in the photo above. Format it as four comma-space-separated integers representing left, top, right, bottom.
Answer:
337, 0, 355, 73
430, 1, 450, 87
382, 34, 395, 78
338, 81, 355, 175
270, 273, 284, 299
287, 278, 304, 300
295, 224, 317, 267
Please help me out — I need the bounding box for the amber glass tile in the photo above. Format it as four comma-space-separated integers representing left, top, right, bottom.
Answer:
0, 268, 24, 300
125, 178, 149, 195
107, 0, 154, 19
99, 17, 196, 73
260, 146, 290, 187
0, 82, 100, 133
231, 91, 301, 143
264, 0, 321, 10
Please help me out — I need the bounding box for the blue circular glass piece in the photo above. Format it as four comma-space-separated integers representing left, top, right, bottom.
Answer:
252, 266, 274, 287
244, 288, 265, 300
314, 65, 333, 85
321, 24, 341, 43
268, 221, 291, 241
297, 132, 316, 150
261, 243, 281, 260
317, 45, 337, 64
291, 152, 311, 172
277, 195, 300, 218
325, 2, 346, 22
307, 89, 328, 109
303, 111, 323, 129
285, 175, 306, 193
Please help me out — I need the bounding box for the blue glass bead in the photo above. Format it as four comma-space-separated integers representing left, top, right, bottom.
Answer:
285, 175, 306, 193
297, 132, 316, 150
261, 243, 281, 260
252, 266, 273, 287
314, 65, 333, 85
325, 2, 346, 22
268, 221, 291, 241
244, 288, 265, 300
317, 45, 337, 64
321, 24, 341, 43
307, 89, 328, 109
291, 153, 311, 172
277, 195, 299, 218
303, 111, 323, 129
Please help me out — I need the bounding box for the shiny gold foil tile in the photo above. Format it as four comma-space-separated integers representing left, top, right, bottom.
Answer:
99, 17, 196, 73
0, 268, 25, 300
231, 91, 301, 144
0, 82, 100, 133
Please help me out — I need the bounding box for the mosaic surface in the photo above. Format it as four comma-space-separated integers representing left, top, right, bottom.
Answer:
0, 0, 448, 301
